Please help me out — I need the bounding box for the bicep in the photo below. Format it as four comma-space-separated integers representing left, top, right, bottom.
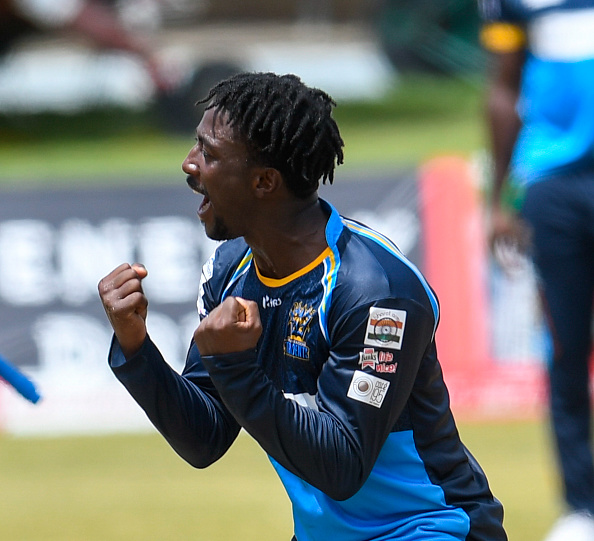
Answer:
316, 299, 435, 473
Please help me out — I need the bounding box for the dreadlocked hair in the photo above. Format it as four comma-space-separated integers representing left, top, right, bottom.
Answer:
196, 72, 344, 198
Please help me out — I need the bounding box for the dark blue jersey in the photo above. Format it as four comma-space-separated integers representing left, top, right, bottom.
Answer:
109, 199, 506, 540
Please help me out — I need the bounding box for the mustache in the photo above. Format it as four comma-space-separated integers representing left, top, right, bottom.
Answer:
186, 175, 204, 195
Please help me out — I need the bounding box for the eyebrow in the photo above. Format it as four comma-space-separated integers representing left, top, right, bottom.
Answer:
195, 114, 221, 145
195, 132, 216, 150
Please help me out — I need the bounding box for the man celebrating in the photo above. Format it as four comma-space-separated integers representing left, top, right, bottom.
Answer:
98, 72, 506, 540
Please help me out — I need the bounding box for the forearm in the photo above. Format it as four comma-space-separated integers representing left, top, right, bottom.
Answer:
486, 82, 521, 204
484, 49, 525, 206
110, 337, 240, 468
200, 299, 433, 500
201, 349, 365, 501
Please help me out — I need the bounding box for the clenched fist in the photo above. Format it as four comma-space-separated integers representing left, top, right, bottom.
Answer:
98, 263, 149, 358
194, 297, 262, 356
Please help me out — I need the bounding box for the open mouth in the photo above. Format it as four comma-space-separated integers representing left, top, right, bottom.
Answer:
198, 194, 211, 218
186, 175, 211, 219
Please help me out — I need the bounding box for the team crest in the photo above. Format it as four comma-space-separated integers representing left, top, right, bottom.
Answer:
284, 302, 316, 360
364, 307, 407, 350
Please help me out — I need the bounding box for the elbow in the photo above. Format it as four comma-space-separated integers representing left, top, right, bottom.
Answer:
327, 487, 359, 502
174, 446, 225, 469
323, 478, 365, 501
166, 437, 228, 470
314, 438, 370, 501
184, 454, 219, 469
316, 462, 369, 501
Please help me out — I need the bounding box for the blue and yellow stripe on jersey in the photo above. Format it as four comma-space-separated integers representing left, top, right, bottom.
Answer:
222, 249, 253, 300
342, 217, 440, 337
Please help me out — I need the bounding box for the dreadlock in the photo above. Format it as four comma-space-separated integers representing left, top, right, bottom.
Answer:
196, 72, 345, 198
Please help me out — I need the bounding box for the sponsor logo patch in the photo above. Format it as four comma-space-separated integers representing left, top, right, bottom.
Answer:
347, 370, 390, 408
358, 348, 397, 373
358, 348, 378, 369
364, 307, 407, 350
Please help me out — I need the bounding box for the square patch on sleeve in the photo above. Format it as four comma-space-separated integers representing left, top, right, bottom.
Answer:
364, 307, 407, 350
347, 370, 390, 408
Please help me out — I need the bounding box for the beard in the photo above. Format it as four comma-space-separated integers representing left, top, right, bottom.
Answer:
203, 215, 234, 242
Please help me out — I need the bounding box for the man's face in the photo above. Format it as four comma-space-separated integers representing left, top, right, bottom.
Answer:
182, 108, 258, 241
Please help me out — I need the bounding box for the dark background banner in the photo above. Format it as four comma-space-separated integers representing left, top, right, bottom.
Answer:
0, 172, 423, 434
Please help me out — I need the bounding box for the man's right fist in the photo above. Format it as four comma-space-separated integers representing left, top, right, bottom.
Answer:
98, 263, 149, 358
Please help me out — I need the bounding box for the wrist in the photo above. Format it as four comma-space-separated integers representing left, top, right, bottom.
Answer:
117, 332, 147, 359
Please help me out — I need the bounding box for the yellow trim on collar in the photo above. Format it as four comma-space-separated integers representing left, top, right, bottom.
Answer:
480, 22, 527, 53
255, 246, 332, 288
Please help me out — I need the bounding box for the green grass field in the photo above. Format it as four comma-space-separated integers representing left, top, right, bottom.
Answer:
0, 418, 561, 540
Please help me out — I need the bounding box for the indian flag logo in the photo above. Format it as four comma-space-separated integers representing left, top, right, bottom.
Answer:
364, 307, 407, 351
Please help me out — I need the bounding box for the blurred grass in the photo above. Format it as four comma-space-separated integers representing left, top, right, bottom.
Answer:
0, 419, 560, 541
0, 74, 487, 187
0, 430, 292, 541
460, 419, 560, 541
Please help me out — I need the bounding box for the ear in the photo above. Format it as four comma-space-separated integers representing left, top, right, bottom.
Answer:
253, 167, 283, 198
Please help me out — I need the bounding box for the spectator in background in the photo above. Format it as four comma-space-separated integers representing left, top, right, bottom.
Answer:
0, 0, 171, 92
479, 1, 594, 540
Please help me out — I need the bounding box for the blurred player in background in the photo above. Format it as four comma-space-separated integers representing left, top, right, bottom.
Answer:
479, 1, 594, 540
0, 0, 171, 93
98, 71, 506, 540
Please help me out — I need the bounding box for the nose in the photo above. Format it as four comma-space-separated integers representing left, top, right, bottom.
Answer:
182, 148, 199, 175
